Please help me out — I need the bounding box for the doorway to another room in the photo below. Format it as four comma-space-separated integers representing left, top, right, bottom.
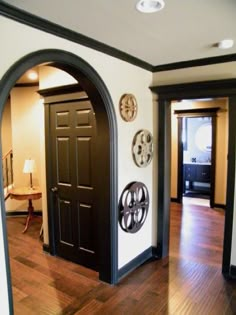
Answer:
171, 98, 228, 210
181, 115, 212, 206
169, 98, 228, 266
152, 78, 235, 278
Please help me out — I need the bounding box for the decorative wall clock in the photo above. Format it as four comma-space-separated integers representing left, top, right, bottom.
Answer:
132, 129, 153, 167
119, 182, 149, 233
119, 93, 138, 122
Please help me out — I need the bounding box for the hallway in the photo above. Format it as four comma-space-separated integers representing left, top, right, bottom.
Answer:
170, 200, 224, 266
6, 202, 236, 314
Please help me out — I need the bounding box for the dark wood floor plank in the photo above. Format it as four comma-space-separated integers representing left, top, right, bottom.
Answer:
74, 299, 103, 315
11, 286, 28, 303
169, 202, 225, 267
6, 201, 236, 314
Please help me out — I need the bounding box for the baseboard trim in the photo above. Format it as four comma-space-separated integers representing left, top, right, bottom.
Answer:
43, 243, 50, 253
213, 203, 226, 209
6, 210, 42, 216
230, 265, 236, 279
118, 246, 158, 280
152, 244, 162, 258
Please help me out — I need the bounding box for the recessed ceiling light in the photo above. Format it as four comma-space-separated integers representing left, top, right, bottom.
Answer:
136, 0, 165, 13
217, 39, 234, 49
27, 70, 38, 80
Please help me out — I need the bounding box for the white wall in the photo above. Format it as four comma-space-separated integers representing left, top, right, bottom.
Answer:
171, 99, 228, 205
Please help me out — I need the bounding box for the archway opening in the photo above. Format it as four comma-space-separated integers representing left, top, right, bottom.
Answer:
0, 49, 118, 313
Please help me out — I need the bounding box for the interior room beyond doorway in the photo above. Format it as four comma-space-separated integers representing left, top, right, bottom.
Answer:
171, 97, 228, 209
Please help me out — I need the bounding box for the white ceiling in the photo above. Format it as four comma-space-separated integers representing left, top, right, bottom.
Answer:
3, 0, 236, 66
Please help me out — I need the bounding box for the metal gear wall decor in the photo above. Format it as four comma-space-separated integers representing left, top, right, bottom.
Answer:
119, 182, 149, 233
119, 93, 138, 122
132, 129, 153, 167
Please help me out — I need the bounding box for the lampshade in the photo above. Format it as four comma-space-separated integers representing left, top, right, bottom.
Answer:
23, 159, 36, 174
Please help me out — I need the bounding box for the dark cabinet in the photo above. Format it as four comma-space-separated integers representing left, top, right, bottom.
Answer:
196, 164, 211, 182
183, 163, 211, 194
184, 164, 196, 181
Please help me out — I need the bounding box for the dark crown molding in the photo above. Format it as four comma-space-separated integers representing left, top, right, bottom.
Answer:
153, 54, 236, 72
0, 2, 152, 72
150, 78, 236, 100
1, 2, 236, 73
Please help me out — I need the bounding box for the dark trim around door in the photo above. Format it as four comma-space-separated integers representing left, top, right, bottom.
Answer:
156, 99, 171, 258
150, 79, 236, 279
177, 116, 183, 204
222, 96, 236, 276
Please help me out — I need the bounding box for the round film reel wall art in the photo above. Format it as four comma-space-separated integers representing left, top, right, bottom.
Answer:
132, 129, 153, 167
119, 182, 149, 234
119, 93, 138, 122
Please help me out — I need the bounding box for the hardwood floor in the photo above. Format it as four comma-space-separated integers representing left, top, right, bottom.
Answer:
170, 201, 225, 266
6, 203, 236, 315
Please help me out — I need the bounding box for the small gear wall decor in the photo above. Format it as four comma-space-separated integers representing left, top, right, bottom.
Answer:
119, 93, 138, 122
119, 182, 149, 233
132, 129, 153, 167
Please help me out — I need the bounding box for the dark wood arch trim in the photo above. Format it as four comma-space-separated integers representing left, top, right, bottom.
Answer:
151, 79, 236, 278
0, 49, 118, 313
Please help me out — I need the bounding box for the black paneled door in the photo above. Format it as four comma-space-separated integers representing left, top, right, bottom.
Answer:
50, 99, 97, 270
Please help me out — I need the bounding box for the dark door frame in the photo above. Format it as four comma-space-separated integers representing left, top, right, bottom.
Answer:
174, 108, 219, 208
151, 79, 236, 278
0, 49, 118, 313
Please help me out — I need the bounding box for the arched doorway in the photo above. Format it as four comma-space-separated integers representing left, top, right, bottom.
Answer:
0, 49, 118, 311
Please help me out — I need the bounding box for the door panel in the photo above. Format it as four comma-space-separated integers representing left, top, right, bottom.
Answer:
77, 137, 92, 187
50, 98, 97, 270
58, 199, 73, 246
78, 203, 95, 252
57, 137, 71, 184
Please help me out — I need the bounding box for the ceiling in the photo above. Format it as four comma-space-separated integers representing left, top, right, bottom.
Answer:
2, 0, 236, 67
16, 67, 39, 84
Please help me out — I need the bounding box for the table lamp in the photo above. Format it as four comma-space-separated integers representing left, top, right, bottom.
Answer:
23, 159, 36, 189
